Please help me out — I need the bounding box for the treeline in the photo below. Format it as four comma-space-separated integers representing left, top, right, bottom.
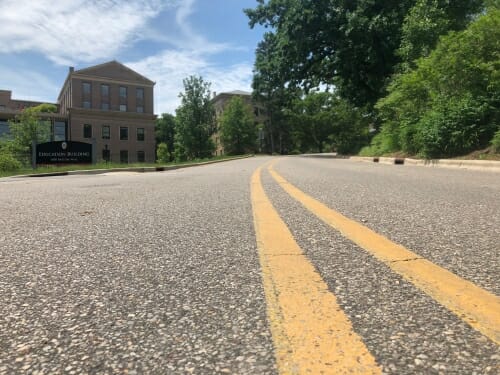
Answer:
245, 0, 500, 158
156, 76, 258, 162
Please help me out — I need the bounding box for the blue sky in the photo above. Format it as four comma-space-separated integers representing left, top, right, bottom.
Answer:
0, 0, 265, 114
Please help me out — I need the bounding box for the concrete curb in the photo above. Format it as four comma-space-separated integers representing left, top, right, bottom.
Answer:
348, 155, 500, 172
12, 155, 254, 178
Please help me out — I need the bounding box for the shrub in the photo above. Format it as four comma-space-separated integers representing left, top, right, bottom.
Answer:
416, 96, 495, 158
156, 142, 170, 163
491, 130, 500, 153
0, 152, 22, 171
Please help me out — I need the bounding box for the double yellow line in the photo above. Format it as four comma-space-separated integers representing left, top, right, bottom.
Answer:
251, 162, 499, 374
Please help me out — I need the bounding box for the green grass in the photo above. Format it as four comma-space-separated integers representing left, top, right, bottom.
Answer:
0, 154, 252, 178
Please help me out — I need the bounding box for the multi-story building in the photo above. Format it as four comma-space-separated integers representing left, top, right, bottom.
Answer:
1, 60, 156, 163
0, 90, 67, 139
58, 61, 156, 163
211, 90, 266, 155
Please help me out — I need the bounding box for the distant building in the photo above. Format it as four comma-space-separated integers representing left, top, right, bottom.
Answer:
0, 90, 66, 139
211, 90, 266, 155
0, 60, 156, 163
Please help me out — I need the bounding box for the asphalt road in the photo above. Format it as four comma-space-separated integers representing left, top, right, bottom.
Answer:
0, 156, 498, 374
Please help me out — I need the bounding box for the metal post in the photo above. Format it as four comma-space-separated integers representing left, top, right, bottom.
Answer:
92, 138, 97, 164
31, 140, 37, 169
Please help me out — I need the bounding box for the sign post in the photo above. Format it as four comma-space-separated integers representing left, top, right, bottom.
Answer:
32, 140, 37, 169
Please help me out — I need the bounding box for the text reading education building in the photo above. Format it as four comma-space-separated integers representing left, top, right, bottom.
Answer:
0, 61, 156, 163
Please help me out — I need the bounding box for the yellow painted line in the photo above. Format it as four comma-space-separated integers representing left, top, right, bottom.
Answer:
268, 164, 500, 345
251, 166, 382, 374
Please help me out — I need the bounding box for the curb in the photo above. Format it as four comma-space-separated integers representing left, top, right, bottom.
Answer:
348, 155, 500, 172
12, 155, 254, 179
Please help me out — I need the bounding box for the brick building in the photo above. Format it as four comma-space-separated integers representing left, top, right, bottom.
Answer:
211, 90, 266, 155
1, 60, 156, 163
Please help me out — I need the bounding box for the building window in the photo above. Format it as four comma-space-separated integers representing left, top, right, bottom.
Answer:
101, 84, 110, 110
102, 125, 110, 139
120, 127, 128, 140
82, 82, 91, 109
54, 121, 66, 141
120, 86, 127, 98
136, 87, 144, 113
0, 120, 10, 137
137, 128, 145, 141
101, 84, 109, 97
119, 104, 127, 112
137, 151, 145, 162
83, 82, 91, 94
83, 124, 92, 139
120, 150, 128, 164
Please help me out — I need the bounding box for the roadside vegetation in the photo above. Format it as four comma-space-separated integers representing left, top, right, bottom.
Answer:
2, 1, 499, 175
0, 155, 249, 178
244, 0, 499, 159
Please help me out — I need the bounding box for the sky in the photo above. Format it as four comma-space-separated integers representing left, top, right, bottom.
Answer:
0, 0, 266, 114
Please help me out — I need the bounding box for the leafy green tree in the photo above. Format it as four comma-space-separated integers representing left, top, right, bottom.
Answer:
397, 0, 485, 71
220, 96, 256, 155
6, 103, 56, 164
156, 113, 176, 161
246, 0, 414, 108
156, 142, 170, 163
174, 76, 215, 160
374, 9, 500, 158
289, 92, 369, 154
252, 32, 300, 154
288, 92, 335, 153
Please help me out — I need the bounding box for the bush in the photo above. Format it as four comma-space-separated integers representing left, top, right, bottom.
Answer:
491, 130, 500, 153
372, 9, 500, 157
416, 96, 495, 158
156, 142, 169, 163
0, 152, 22, 171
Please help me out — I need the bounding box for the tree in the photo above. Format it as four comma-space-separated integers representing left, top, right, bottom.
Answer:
373, 8, 500, 158
156, 113, 176, 161
156, 142, 170, 163
220, 96, 256, 155
289, 92, 369, 154
6, 103, 56, 164
174, 76, 215, 160
252, 32, 300, 154
246, 0, 415, 108
397, 0, 485, 71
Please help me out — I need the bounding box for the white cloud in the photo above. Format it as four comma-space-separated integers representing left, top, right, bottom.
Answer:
126, 0, 254, 114
0, 65, 60, 103
0, 0, 176, 65
0, 0, 256, 114
128, 50, 253, 114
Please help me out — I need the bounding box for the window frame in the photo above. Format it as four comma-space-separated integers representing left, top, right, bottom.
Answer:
83, 124, 92, 139
120, 126, 128, 141
137, 128, 145, 141
102, 125, 110, 140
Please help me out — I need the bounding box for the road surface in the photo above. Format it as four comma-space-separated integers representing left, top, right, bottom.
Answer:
0, 156, 498, 374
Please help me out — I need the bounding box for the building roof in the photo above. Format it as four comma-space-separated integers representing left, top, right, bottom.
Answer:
73, 60, 155, 86
223, 90, 252, 96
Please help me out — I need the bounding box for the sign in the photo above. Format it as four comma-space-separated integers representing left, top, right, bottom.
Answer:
36, 141, 92, 164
